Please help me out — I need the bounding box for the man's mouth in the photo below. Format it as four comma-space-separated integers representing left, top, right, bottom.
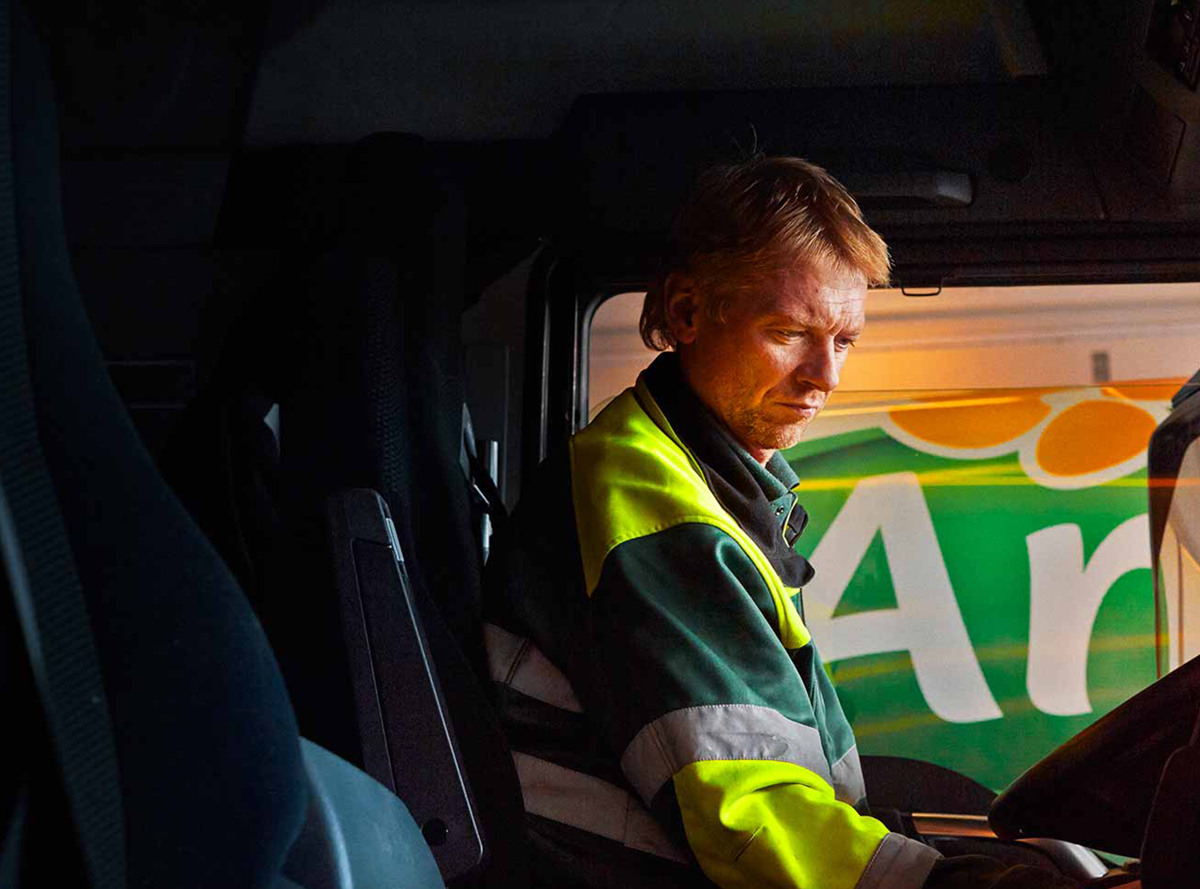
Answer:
779, 402, 822, 418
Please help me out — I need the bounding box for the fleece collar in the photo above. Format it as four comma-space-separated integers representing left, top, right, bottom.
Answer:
642, 353, 815, 588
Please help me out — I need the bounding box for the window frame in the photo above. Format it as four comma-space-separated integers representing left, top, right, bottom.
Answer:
522, 243, 653, 480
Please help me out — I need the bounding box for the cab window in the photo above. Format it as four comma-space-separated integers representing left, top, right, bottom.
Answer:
587, 281, 1200, 791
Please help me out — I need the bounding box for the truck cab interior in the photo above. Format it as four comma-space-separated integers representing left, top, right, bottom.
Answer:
4, 1, 1200, 887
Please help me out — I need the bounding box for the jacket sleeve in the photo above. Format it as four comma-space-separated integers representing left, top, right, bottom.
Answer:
569, 522, 940, 889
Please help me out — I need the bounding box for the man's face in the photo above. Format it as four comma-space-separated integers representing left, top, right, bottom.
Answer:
669, 261, 867, 465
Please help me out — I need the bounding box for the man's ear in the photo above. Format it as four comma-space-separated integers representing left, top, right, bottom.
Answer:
665, 273, 702, 346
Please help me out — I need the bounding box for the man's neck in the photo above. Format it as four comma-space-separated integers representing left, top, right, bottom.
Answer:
745, 444, 774, 468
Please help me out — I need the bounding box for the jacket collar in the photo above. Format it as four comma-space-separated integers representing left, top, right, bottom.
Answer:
641, 353, 815, 588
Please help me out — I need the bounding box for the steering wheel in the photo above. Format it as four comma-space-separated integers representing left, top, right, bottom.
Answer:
989, 653, 1200, 858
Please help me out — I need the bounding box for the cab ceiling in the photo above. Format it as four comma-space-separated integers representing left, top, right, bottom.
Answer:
246, 0, 1046, 145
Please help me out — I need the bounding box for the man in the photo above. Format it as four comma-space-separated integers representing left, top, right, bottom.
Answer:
484, 156, 1122, 888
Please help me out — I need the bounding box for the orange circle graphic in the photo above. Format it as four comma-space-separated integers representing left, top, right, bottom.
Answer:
1036, 401, 1157, 477
890, 395, 1052, 449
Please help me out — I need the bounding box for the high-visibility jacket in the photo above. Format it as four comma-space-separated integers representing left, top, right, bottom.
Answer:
485, 353, 941, 889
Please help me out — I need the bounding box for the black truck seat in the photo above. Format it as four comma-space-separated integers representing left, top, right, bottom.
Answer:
160, 135, 530, 886
0, 3, 444, 886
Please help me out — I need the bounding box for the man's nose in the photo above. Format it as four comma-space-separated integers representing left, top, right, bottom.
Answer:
795, 341, 840, 392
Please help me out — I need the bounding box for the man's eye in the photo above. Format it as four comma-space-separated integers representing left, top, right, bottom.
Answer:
835, 337, 858, 351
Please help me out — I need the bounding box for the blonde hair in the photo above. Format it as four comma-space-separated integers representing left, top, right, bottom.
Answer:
640, 155, 890, 351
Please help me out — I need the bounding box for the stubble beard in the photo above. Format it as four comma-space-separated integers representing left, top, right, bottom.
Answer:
724, 401, 813, 456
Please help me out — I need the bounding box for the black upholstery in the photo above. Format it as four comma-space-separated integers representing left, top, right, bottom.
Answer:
161, 134, 530, 886
165, 135, 485, 659
3, 5, 311, 885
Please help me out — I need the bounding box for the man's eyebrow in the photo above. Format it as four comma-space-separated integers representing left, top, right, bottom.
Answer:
761, 311, 817, 326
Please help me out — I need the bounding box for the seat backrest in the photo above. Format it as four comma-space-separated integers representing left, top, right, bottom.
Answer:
0, 6, 443, 887
160, 134, 530, 887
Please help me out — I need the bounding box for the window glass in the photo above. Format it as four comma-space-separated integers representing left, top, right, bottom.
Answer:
587, 283, 1200, 791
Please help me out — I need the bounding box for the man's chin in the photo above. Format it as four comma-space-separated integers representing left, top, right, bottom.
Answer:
746, 420, 810, 455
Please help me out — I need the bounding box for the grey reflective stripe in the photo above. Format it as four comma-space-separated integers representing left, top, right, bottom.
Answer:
483, 623, 583, 713
619, 704, 831, 806
831, 744, 867, 806
856, 832, 941, 889
513, 751, 690, 864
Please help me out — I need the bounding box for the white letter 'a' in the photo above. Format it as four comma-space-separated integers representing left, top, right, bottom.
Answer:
1026, 515, 1150, 717
805, 472, 1002, 724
